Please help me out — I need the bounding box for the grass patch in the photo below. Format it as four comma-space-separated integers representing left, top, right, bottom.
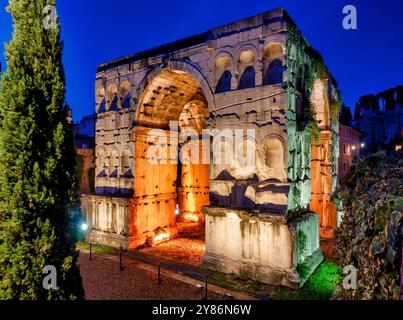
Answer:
302, 261, 341, 299
190, 263, 341, 300
76, 241, 119, 256
273, 261, 341, 300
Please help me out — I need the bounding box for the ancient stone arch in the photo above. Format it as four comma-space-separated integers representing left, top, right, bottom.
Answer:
179, 100, 209, 133
83, 8, 341, 289
134, 59, 215, 112
236, 44, 258, 68
264, 42, 284, 58
237, 49, 256, 66
214, 53, 233, 68
132, 66, 211, 239
263, 42, 285, 86
236, 46, 258, 88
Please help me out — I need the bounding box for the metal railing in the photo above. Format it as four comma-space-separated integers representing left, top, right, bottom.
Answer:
87, 242, 271, 300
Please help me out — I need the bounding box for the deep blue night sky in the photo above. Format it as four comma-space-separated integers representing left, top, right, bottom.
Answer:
0, 0, 402, 121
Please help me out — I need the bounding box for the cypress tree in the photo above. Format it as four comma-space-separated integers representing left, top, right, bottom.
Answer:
0, 0, 84, 299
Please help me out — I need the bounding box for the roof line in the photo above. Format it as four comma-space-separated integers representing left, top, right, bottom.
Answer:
97, 7, 291, 72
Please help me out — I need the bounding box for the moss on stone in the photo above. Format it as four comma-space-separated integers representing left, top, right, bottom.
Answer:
285, 21, 341, 217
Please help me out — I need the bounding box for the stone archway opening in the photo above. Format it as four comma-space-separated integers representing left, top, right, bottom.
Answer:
132, 69, 210, 266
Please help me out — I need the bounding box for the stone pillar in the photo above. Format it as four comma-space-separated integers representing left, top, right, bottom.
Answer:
129, 126, 178, 248
82, 194, 130, 248
310, 131, 337, 237
202, 207, 323, 289
179, 139, 210, 221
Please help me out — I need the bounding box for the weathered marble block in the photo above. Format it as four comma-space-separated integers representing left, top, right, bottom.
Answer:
202, 207, 323, 288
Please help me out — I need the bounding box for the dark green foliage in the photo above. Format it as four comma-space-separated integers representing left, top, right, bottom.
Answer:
88, 168, 95, 193
296, 230, 310, 282
334, 152, 403, 300
297, 229, 307, 258
0, 0, 84, 299
301, 262, 341, 299
286, 23, 341, 138
76, 155, 84, 189
296, 230, 309, 282
296, 262, 310, 281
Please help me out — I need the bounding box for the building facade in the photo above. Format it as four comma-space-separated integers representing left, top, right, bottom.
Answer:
81, 8, 341, 288
75, 114, 96, 195
76, 148, 95, 194
338, 124, 361, 179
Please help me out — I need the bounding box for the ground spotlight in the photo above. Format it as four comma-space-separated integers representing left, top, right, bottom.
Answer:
224, 293, 234, 300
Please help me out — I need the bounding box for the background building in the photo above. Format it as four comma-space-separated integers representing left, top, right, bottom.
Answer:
353, 86, 402, 153
74, 113, 96, 194
338, 124, 361, 179
74, 113, 96, 149
338, 86, 402, 179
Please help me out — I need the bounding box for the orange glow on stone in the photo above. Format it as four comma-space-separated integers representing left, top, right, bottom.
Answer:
183, 213, 200, 222
154, 232, 170, 243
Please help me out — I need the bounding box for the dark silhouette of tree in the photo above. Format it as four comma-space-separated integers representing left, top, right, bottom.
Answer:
0, 0, 84, 299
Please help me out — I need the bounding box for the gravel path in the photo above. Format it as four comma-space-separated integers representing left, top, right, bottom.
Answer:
139, 238, 205, 267
138, 222, 206, 267
78, 251, 223, 300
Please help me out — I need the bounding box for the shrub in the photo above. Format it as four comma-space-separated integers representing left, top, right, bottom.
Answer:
334, 152, 403, 299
